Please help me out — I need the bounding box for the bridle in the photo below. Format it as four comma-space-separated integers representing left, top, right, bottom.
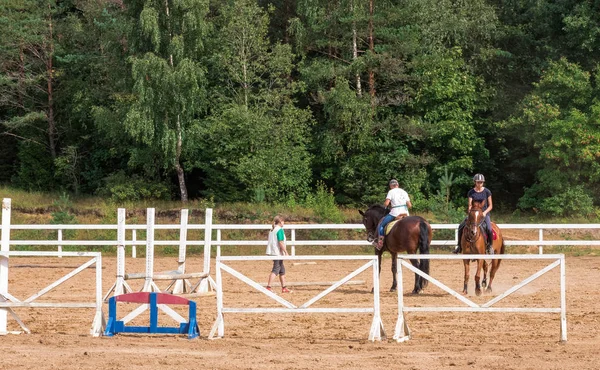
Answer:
464, 208, 485, 244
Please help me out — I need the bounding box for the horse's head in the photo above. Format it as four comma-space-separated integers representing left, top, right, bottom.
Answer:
465, 201, 485, 242
359, 205, 387, 243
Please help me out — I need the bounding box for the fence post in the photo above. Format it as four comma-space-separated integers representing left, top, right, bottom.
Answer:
539, 228, 544, 254
291, 229, 296, 256
132, 229, 137, 258
57, 229, 63, 258
0, 198, 11, 333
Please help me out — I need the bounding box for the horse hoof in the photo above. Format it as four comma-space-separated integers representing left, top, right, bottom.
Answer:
486, 287, 492, 294
475, 289, 482, 297
370, 287, 375, 294
482, 282, 487, 289
411, 289, 421, 295
390, 287, 397, 292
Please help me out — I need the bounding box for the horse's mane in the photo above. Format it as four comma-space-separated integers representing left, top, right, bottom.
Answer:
368, 204, 386, 211
471, 200, 485, 210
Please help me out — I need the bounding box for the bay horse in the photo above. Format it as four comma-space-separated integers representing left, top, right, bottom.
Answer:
460, 200, 505, 296
359, 205, 432, 293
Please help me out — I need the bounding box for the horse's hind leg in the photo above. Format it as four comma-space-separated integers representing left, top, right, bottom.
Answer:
410, 258, 422, 294
390, 252, 398, 292
486, 259, 502, 294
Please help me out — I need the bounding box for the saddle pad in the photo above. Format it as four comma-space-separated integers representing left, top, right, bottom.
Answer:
385, 220, 398, 235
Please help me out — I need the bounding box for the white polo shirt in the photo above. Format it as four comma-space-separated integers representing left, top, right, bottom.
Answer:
386, 188, 410, 217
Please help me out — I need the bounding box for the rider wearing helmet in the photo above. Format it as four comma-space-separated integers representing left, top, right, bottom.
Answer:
453, 174, 494, 255
375, 179, 412, 249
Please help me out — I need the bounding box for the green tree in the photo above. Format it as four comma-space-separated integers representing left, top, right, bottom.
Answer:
123, 0, 210, 202
197, 0, 313, 202
510, 58, 600, 216
0, 0, 61, 189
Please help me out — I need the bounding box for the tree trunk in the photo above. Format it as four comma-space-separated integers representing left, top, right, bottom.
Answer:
175, 116, 188, 202
47, 3, 56, 160
368, 0, 375, 105
351, 0, 362, 97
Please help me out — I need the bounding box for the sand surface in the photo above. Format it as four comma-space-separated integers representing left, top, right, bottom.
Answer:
2, 254, 599, 370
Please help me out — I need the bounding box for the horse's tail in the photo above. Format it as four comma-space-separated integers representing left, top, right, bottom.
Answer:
418, 218, 430, 277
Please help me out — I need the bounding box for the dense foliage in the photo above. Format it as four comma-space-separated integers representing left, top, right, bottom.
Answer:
1, 0, 600, 217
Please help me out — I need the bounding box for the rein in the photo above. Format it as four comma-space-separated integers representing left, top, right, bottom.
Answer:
464, 209, 485, 244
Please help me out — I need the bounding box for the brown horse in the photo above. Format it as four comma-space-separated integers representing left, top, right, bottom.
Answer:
359, 205, 432, 293
460, 201, 505, 296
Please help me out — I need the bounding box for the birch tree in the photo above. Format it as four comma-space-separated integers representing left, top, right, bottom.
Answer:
123, 0, 210, 202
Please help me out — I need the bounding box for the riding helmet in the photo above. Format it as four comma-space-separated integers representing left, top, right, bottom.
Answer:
389, 179, 399, 186
473, 173, 485, 182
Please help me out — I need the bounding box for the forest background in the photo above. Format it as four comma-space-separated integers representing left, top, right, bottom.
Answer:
2, 0, 600, 222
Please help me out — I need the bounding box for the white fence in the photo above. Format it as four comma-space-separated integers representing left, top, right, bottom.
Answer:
393, 254, 567, 343
209, 252, 385, 341
0, 251, 104, 336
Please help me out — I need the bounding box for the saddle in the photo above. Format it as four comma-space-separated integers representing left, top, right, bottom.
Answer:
374, 214, 407, 251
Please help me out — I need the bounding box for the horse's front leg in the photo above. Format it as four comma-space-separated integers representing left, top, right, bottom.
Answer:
482, 260, 489, 289
410, 258, 422, 294
390, 252, 398, 292
463, 259, 470, 295
474, 259, 483, 296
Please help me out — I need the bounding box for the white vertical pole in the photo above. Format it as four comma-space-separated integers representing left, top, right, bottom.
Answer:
539, 229, 544, 254
90, 254, 104, 337
291, 229, 296, 256
393, 260, 410, 342
115, 208, 129, 295
142, 208, 156, 292
171, 209, 189, 294
560, 255, 567, 342
57, 229, 63, 258
197, 208, 213, 293
203, 208, 213, 274
0, 198, 12, 334
132, 229, 137, 258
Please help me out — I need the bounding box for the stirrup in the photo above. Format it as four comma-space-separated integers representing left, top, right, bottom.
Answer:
375, 236, 384, 251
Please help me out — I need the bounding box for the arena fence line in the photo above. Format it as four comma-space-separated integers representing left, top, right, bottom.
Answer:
0, 250, 104, 336
393, 254, 567, 343
208, 248, 385, 342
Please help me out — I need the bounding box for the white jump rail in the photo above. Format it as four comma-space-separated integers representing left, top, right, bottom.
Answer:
393, 254, 567, 343
0, 250, 104, 337
208, 251, 386, 342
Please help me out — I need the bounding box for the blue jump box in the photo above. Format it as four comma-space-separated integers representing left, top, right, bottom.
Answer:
104, 292, 200, 339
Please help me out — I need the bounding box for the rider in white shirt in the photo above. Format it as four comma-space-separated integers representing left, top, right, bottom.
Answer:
376, 179, 412, 249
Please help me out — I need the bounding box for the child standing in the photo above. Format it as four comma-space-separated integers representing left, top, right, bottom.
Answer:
266, 215, 292, 293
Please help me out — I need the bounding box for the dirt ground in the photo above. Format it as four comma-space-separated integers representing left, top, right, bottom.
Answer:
2, 254, 599, 370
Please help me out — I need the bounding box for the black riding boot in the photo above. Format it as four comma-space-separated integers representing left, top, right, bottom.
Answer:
486, 228, 494, 255
453, 225, 464, 254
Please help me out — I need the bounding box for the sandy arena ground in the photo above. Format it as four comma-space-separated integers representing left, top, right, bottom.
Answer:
2, 254, 599, 370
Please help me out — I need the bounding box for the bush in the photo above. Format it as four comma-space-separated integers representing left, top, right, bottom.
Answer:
99, 172, 171, 202
539, 186, 595, 217
304, 181, 343, 223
